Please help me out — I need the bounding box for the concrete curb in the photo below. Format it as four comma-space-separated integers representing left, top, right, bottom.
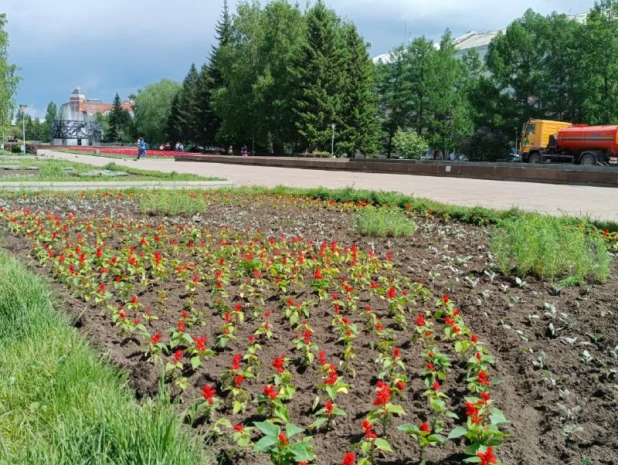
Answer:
0, 180, 235, 191
175, 154, 618, 188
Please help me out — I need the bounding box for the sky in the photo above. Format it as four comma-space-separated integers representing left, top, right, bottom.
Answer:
3, 0, 595, 119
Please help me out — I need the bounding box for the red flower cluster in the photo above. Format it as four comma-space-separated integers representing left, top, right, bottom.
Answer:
272, 355, 286, 373
263, 384, 279, 400
373, 382, 391, 406
342, 452, 356, 465
477, 446, 497, 465
150, 333, 162, 345
325, 401, 334, 415
202, 385, 216, 404
362, 419, 377, 439
324, 365, 339, 385
230, 354, 242, 370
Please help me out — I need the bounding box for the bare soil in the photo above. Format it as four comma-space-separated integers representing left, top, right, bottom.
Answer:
0, 194, 616, 465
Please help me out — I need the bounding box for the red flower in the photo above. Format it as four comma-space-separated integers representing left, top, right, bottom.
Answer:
325, 401, 334, 414
303, 329, 311, 344
325, 366, 338, 385
177, 321, 186, 333
202, 385, 216, 404
278, 433, 287, 445
420, 422, 430, 433
414, 313, 426, 327
318, 351, 328, 365
387, 286, 396, 299
362, 419, 377, 439
477, 371, 491, 386
314, 268, 323, 280
396, 380, 405, 391
264, 310, 271, 317
230, 354, 242, 370
442, 294, 449, 304
465, 401, 479, 416
173, 350, 183, 363
471, 334, 479, 343
477, 447, 497, 465
432, 381, 440, 391
194, 336, 207, 352
233, 424, 244, 432
151, 333, 162, 345
273, 356, 285, 374
248, 335, 256, 343
393, 348, 401, 359
98, 283, 105, 293
191, 274, 199, 283
373, 383, 391, 406
130, 295, 138, 304
426, 363, 435, 371
480, 392, 491, 401
234, 375, 244, 387
263, 384, 279, 400
342, 452, 356, 465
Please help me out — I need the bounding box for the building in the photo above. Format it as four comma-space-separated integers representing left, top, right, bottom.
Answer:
373, 13, 587, 64
60, 87, 133, 120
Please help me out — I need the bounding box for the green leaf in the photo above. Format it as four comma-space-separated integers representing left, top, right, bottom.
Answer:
310, 417, 328, 430
386, 404, 406, 416
489, 408, 509, 425
190, 356, 202, 370
254, 435, 278, 452
253, 421, 279, 438
447, 426, 468, 439
290, 442, 314, 462
463, 458, 481, 463
397, 423, 418, 434
428, 434, 446, 444
374, 438, 394, 452
286, 423, 304, 438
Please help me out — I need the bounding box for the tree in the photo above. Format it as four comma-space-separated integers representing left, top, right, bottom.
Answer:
0, 14, 19, 139
43, 101, 58, 142
376, 48, 408, 157
134, 79, 182, 145
288, 0, 346, 152
337, 24, 379, 156
107, 93, 124, 142
393, 129, 428, 159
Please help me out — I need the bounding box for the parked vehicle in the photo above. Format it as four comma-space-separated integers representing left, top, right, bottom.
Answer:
520, 119, 618, 165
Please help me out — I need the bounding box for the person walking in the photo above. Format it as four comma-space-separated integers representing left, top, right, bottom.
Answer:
135, 137, 142, 160
136, 137, 147, 160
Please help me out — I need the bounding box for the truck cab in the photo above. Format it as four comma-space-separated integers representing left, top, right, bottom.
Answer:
520, 119, 572, 163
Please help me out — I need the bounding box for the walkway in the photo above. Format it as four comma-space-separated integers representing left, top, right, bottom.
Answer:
41, 150, 618, 222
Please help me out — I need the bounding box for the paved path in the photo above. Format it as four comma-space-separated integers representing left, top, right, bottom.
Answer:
41, 150, 618, 221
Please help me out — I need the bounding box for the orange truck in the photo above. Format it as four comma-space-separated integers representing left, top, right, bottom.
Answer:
520, 119, 618, 166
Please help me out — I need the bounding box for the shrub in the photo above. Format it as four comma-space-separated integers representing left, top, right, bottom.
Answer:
490, 215, 611, 285
353, 207, 418, 237
393, 130, 428, 160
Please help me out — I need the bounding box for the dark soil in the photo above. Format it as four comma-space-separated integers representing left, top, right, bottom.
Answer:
0, 193, 616, 465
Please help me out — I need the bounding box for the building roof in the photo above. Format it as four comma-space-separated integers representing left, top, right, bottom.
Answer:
71, 87, 83, 95
373, 12, 588, 64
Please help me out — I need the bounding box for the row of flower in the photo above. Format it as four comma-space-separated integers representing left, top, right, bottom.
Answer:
62, 146, 208, 157
0, 200, 508, 464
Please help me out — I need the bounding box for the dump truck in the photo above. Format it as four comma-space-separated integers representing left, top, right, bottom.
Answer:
520, 119, 618, 165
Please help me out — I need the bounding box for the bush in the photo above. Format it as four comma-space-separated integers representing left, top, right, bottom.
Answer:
353, 207, 418, 237
490, 215, 611, 285
393, 130, 428, 160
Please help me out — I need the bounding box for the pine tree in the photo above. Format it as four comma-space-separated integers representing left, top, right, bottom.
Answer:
166, 64, 199, 145
107, 93, 123, 142
337, 24, 379, 156
165, 92, 182, 145
289, 0, 346, 152
43, 101, 58, 142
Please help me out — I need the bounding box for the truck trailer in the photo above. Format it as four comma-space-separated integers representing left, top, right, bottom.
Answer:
520, 119, 618, 166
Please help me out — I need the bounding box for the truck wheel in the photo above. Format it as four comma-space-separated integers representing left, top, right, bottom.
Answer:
528, 152, 542, 164
580, 153, 596, 166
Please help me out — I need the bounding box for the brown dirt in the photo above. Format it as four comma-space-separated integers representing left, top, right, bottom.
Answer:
0, 193, 616, 465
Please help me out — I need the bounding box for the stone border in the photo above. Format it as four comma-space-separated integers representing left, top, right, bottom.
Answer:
0, 180, 235, 191
175, 154, 618, 187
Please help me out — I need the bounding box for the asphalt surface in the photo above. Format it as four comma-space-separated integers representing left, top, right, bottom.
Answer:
42, 150, 618, 222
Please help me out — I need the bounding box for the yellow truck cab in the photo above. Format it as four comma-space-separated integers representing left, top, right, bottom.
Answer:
520, 119, 572, 163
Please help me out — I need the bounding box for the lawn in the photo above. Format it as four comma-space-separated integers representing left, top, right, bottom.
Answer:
0, 157, 223, 182
0, 188, 615, 465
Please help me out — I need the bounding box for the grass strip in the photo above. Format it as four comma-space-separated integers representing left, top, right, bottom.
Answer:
353, 206, 418, 237
0, 248, 207, 465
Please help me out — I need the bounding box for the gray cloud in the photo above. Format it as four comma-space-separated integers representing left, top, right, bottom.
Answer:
3, 0, 596, 111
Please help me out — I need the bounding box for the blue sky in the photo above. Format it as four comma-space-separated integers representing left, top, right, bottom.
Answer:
3, 0, 594, 119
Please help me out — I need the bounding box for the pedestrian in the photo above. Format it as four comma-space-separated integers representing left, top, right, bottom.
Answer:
135, 137, 142, 161
138, 137, 147, 159
242, 145, 248, 156
175, 142, 180, 152
179, 142, 184, 152
228, 145, 233, 155
165, 142, 171, 151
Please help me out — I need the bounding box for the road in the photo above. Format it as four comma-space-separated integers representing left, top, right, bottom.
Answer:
41, 150, 618, 222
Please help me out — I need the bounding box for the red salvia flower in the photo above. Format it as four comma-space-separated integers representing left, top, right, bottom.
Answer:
202, 385, 216, 404
234, 375, 244, 387
442, 294, 450, 304
278, 433, 287, 445
233, 424, 244, 432
387, 286, 396, 299
396, 380, 405, 391
173, 350, 183, 363
342, 452, 356, 465
433, 381, 440, 391
477, 447, 497, 465
151, 333, 162, 345
477, 371, 491, 386
314, 268, 323, 280
325, 401, 334, 414
263, 384, 279, 400
362, 419, 377, 439
230, 354, 242, 370
177, 321, 186, 333
414, 313, 426, 327
420, 422, 430, 433
373, 383, 391, 406
393, 348, 401, 359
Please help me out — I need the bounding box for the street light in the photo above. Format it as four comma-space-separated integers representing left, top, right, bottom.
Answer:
19, 104, 27, 154
331, 123, 336, 157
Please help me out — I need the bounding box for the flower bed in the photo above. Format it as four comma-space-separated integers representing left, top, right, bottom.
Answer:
0, 190, 615, 465
62, 146, 198, 157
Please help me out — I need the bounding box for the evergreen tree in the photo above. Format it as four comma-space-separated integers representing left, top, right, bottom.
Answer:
166, 63, 199, 146
0, 14, 19, 138
289, 0, 346, 152
337, 23, 379, 156
107, 93, 124, 142
43, 101, 58, 142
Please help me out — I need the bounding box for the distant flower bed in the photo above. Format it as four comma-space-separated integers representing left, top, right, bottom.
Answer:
65, 147, 204, 157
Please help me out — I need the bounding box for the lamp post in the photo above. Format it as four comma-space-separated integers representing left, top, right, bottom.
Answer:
331, 123, 336, 157
19, 104, 27, 154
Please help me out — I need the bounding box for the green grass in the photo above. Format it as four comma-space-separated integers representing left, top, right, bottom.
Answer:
140, 189, 208, 215
56, 149, 174, 160
0, 159, 223, 182
353, 206, 418, 237
490, 215, 611, 285
0, 248, 207, 465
